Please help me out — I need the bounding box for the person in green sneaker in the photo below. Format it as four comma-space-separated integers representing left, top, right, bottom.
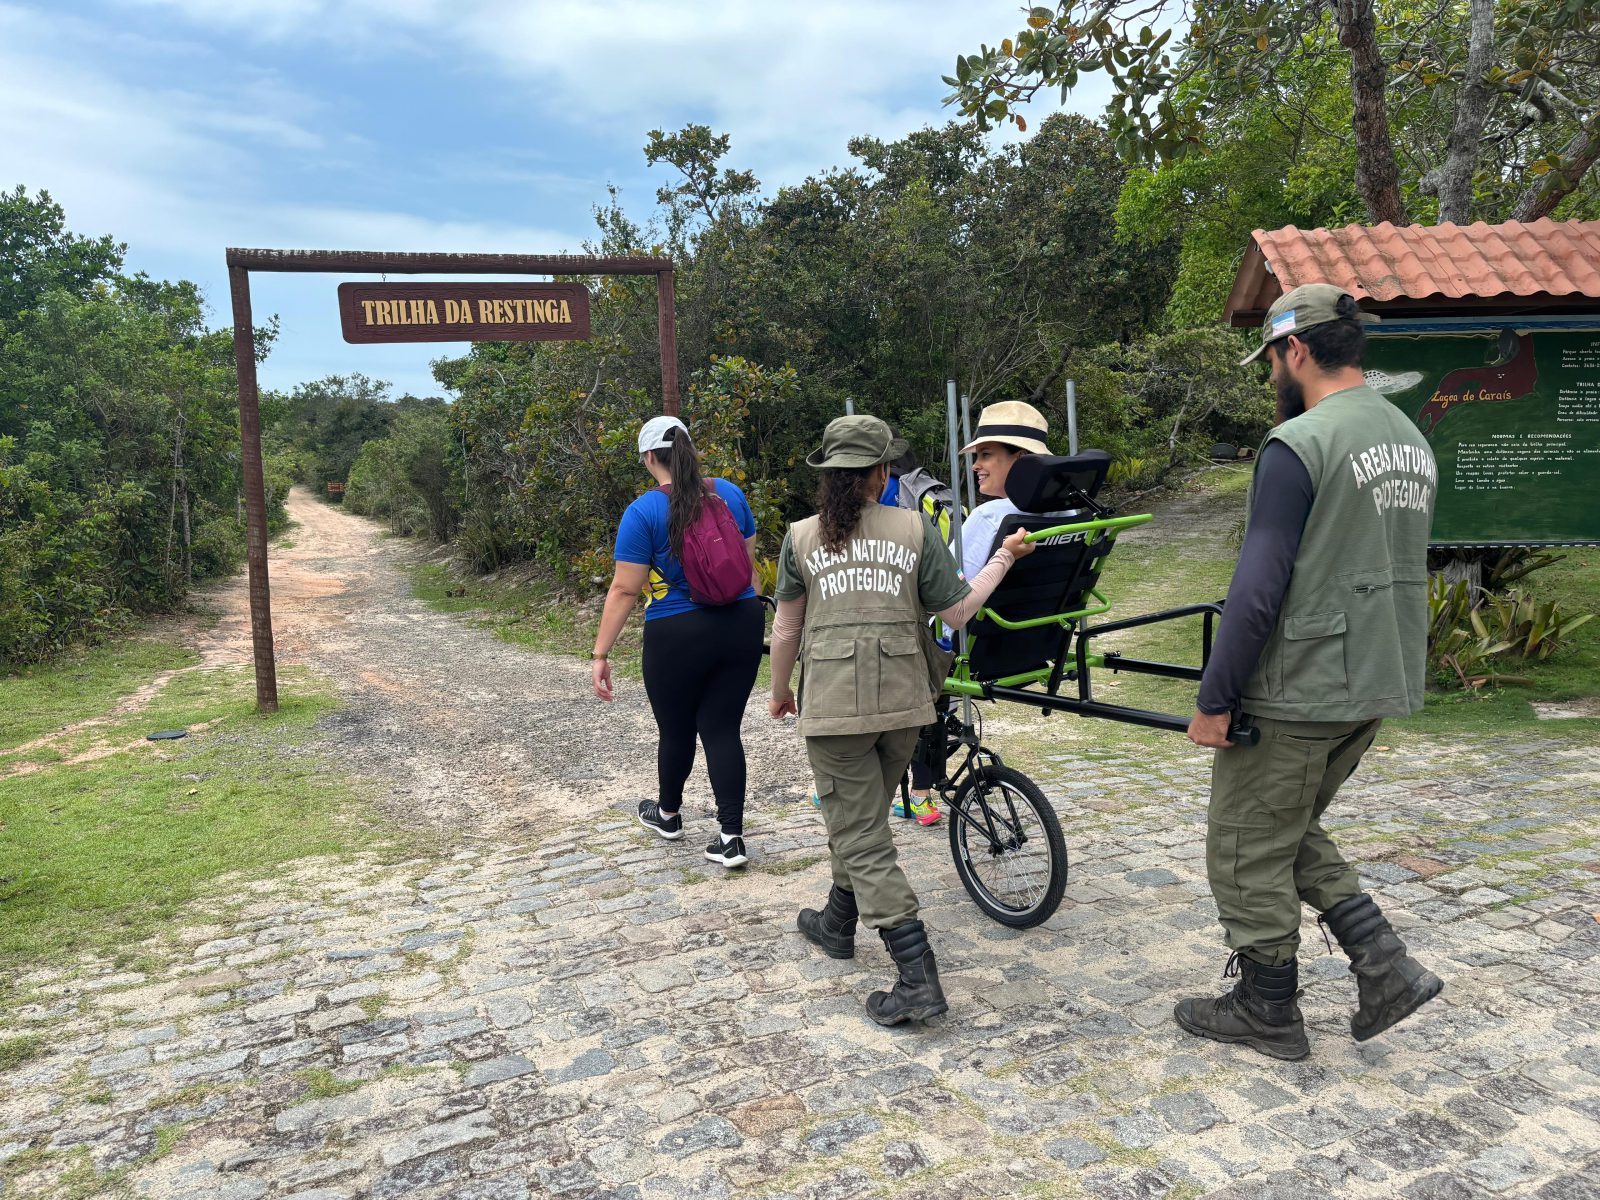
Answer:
1176, 283, 1444, 1061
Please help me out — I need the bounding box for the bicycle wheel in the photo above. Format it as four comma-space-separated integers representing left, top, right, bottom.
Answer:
947, 764, 1067, 927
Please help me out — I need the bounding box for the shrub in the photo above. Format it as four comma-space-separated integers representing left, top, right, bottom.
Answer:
1427, 574, 1594, 690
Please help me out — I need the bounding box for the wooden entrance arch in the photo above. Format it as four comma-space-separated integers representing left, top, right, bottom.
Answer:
226, 248, 679, 711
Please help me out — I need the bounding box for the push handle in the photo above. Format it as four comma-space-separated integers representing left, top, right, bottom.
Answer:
1228, 721, 1260, 747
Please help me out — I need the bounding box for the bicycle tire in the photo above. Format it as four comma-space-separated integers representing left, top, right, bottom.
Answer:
947, 764, 1067, 927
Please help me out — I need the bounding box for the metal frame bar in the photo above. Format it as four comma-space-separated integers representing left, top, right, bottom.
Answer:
225, 247, 678, 711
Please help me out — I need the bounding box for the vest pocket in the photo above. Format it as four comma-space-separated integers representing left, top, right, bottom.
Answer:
877, 635, 926, 712
803, 640, 859, 718
1282, 610, 1348, 703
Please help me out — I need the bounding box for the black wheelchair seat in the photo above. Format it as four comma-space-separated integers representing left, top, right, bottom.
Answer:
965, 452, 1117, 681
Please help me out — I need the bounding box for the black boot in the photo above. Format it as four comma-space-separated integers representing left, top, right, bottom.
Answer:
797, 885, 858, 959
1173, 953, 1310, 1061
866, 919, 947, 1026
1321, 892, 1443, 1041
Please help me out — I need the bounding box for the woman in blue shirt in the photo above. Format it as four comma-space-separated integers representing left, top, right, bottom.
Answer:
591, 415, 763, 868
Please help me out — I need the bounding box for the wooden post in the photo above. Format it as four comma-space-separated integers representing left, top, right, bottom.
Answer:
657, 267, 679, 416
227, 265, 279, 712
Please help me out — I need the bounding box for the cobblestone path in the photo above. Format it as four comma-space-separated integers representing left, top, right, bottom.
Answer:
4, 496, 1600, 1199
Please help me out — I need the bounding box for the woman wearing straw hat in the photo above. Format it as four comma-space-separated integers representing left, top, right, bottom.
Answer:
767, 415, 1034, 1025
958, 400, 1052, 581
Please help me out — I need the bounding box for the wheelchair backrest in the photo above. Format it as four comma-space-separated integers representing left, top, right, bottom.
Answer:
965, 451, 1116, 681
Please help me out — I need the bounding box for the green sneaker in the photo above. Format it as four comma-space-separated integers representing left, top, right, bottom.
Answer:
891, 794, 942, 825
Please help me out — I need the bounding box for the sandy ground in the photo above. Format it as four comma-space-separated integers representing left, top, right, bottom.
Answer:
233, 488, 812, 837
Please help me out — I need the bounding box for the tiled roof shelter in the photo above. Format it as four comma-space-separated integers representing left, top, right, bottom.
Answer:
1223, 219, 1600, 326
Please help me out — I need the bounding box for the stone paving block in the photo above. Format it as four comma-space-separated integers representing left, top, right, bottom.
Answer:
1151, 1089, 1224, 1134
1044, 1136, 1105, 1167
546, 1048, 615, 1083
378, 1111, 498, 1167
485, 995, 532, 1028
244, 993, 316, 1022
465, 1055, 536, 1088
1530, 1172, 1600, 1200
342, 1032, 410, 1064
369, 1149, 469, 1199
274, 1092, 374, 1134
416, 1017, 489, 1048
1460, 1144, 1544, 1193
259, 1038, 322, 1068
657, 1115, 742, 1155
452, 1177, 530, 1200
169, 1048, 249, 1084
306, 1004, 367, 1033
803, 1114, 881, 1154
88, 1047, 151, 1077
464, 1126, 571, 1175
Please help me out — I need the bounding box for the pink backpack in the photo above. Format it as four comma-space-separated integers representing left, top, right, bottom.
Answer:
657, 482, 751, 606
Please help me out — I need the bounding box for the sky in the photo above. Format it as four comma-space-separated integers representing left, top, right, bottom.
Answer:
1, 1, 1111, 399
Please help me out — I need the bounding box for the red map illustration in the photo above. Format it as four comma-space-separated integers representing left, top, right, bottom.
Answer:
1416, 333, 1538, 433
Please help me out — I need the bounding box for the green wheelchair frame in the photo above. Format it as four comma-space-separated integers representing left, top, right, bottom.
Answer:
913, 509, 1256, 928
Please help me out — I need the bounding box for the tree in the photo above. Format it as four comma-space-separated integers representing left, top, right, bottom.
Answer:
946, 1, 1600, 226
0, 186, 123, 324
0, 189, 272, 661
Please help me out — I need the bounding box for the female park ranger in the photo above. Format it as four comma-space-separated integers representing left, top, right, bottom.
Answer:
767, 415, 1033, 1024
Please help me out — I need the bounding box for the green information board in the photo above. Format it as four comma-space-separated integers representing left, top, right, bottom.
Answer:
1363, 326, 1600, 545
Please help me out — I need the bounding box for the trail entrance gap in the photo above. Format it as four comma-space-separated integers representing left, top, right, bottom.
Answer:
226, 248, 679, 711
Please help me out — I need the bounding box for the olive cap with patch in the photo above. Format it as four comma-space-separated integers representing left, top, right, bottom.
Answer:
805, 415, 909, 470
1240, 282, 1380, 366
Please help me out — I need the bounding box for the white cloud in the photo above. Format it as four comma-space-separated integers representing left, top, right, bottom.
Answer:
120, 0, 1117, 184
6, 0, 1125, 396
0, 6, 585, 275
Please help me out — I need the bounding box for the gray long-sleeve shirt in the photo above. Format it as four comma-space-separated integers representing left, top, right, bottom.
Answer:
1196, 440, 1315, 715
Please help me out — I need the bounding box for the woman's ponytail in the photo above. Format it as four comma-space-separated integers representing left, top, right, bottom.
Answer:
658, 425, 706, 561
816, 467, 874, 555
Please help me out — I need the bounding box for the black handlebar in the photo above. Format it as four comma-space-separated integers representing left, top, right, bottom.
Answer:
1229, 722, 1260, 747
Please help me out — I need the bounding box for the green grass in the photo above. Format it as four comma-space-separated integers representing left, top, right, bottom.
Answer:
0, 639, 199, 749
1396, 547, 1600, 740
0, 637, 417, 980
0, 1032, 48, 1069
299, 1066, 363, 1099
410, 561, 625, 662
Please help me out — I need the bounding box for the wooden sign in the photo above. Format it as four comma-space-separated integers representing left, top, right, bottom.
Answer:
337, 282, 591, 344
326, 481, 345, 494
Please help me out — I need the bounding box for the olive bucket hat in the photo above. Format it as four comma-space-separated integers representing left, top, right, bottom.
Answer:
1239, 282, 1380, 366
805, 415, 909, 469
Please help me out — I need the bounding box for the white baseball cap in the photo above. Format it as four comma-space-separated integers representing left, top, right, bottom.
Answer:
637, 415, 688, 453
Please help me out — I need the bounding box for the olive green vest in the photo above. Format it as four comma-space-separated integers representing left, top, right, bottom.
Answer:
789, 505, 934, 736
1242, 385, 1436, 721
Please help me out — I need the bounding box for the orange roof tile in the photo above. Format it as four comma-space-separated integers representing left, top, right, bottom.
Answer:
1223, 219, 1600, 326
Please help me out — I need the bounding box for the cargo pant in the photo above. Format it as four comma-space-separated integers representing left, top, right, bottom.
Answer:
805, 726, 922, 930
1208, 714, 1381, 965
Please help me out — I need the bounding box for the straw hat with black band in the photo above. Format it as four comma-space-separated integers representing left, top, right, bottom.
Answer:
959, 400, 1050, 456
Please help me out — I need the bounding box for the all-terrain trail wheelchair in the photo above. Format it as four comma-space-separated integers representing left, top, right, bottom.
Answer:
901, 449, 1258, 929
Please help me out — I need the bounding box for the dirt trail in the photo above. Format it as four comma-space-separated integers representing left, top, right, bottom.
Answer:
225, 488, 809, 836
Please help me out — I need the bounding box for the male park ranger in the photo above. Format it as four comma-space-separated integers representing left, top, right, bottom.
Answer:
767, 416, 1031, 1024
1180, 283, 1444, 1061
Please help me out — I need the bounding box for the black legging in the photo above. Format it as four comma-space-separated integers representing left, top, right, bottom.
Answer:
641, 597, 764, 835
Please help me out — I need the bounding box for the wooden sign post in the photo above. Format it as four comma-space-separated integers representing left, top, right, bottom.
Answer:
226, 248, 678, 712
